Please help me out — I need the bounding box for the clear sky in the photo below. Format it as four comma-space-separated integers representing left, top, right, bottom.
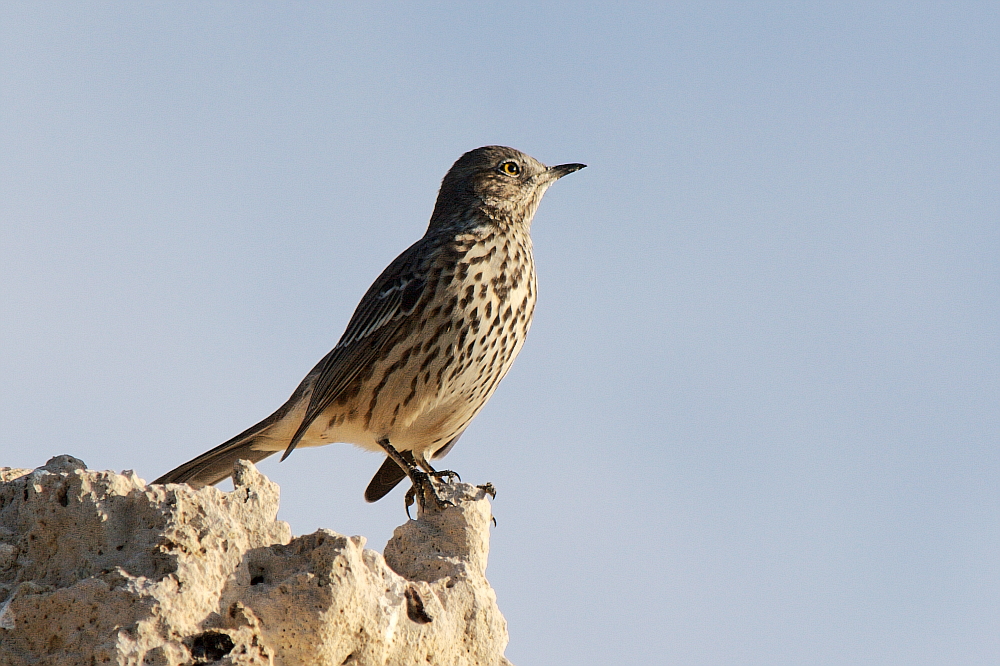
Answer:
2, 3, 997, 664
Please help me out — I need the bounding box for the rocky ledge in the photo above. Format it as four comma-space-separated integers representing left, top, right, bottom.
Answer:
0, 456, 511, 666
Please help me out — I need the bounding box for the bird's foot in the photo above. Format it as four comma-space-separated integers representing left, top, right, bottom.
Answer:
404, 469, 454, 518
430, 469, 460, 483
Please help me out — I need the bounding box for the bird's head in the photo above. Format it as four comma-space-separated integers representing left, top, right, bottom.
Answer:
429, 146, 585, 232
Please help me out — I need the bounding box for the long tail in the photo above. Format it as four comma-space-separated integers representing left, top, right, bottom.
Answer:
152, 410, 287, 488
364, 452, 411, 503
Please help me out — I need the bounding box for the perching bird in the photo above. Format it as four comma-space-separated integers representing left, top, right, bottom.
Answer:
154, 146, 585, 508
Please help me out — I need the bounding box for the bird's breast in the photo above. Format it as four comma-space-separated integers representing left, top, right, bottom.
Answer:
330, 231, 537, 454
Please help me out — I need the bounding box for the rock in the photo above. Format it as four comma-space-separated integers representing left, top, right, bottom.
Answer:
0, 456, 513, 666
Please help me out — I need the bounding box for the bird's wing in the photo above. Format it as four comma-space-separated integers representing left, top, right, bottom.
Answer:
280, 239, 431, 460
431, 431, 463, 459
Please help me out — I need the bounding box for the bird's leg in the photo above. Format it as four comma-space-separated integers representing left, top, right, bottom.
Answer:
415, 454, 460, 483
376, 438, 452, 515
406, 454, 460, 517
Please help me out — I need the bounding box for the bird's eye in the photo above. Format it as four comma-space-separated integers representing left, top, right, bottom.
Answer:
499, 161, 521, 176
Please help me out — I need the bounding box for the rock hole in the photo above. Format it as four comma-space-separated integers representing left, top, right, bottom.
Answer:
57, 487, 69, 507
405, 586, 433, 624
187, 631, 235, 663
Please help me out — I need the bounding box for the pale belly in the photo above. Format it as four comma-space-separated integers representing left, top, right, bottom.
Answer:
255, 229, 536, 459
319, 290, 532, 457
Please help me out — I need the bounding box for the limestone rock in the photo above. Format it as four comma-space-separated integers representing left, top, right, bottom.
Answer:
0, 456, 512, 666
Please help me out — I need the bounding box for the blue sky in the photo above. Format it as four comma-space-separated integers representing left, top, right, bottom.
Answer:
2, 3, 998, 664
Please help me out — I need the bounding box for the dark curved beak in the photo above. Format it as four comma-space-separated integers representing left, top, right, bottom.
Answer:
548, 163, 587, 179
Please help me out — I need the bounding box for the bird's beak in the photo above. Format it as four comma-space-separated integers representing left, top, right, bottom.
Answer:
547, 163, 587, 180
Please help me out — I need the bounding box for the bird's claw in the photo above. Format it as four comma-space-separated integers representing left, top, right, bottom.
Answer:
404, 469, 453, 518
477, 482, 496, 499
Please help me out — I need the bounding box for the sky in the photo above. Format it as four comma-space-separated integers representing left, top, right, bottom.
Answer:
2, 2, 998, 664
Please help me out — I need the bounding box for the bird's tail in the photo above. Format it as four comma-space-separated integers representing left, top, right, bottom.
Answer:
152, 414, 284, 488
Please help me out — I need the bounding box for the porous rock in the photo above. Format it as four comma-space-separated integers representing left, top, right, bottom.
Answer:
0, 456, 512, 665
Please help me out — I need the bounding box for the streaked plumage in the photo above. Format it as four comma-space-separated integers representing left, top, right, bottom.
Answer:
154, 146, 585, 507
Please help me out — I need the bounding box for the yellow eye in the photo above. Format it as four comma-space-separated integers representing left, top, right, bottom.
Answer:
499, 161, 521, 176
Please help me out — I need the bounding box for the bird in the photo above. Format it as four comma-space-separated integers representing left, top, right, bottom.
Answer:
153, 146, 585, 509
